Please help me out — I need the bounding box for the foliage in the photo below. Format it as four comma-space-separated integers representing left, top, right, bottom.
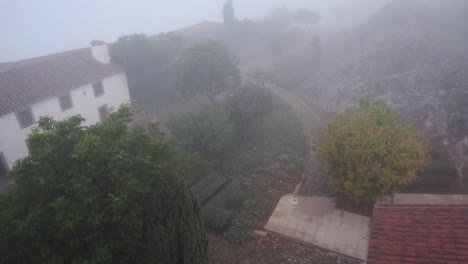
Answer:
222, 180, 246, 209
202, 206, 233, 231
222, 0, 237, 28
200, 180, 244, 231
293, 9, 320, 26
316, 99, 430, 203
246, 66, 275, 87
167, 107, 235, 160
225, 83, 280, 133
111, 33, 184, 109
190, 173, 228, 205
410, 165, 458, 187
177, 151, 212, 187
407, 146, 458, 188
171, 40, 241, 105
0, 106, 207, 264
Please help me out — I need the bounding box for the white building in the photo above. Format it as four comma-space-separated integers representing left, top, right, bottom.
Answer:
0, 41, 131, 185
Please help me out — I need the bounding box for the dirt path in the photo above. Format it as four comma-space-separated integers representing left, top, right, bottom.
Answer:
267, 85, 332, 196
268, 85, 322, 145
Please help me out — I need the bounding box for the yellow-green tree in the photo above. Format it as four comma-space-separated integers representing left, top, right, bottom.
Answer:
317, 99, 430, 203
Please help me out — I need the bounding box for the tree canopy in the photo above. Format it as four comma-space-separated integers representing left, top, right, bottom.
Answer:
293, 9, 320, 26
171, 40, 241, 105
223, 0, 237, 28
111, 33, 184, 109
167, 107, 235, 161
226, 83, 279, 134
0, 106, 208, 264
316, 99, 430, 203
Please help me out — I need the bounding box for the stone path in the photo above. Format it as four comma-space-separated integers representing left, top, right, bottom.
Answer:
265, 195, 370, 261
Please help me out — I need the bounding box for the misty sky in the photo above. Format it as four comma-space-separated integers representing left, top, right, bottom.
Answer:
1, 0, 387, 62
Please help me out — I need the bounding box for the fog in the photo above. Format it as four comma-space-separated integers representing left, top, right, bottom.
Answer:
2, 0, 468, 262
1, 0, 387, 62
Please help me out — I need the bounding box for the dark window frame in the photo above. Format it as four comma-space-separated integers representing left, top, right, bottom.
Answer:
15, 107, 35, 129
93, 81, 105, 97
58, 92, 73, 112
98, 104, 108, 121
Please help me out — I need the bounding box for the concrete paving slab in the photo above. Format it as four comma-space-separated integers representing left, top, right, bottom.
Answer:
393, 194, 468, 204
265, 195, 370, 261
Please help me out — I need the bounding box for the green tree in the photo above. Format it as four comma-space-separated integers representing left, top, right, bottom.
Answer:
111, 33, 184, 109
223, 0, 237, 28
225, 83, 279, 134
293, 9, 320, 27
0, 106, 208, 264
167, 107, 235, 161
316, 99, 430, 203
246, 66, 275, 87
171, 41, 241, 105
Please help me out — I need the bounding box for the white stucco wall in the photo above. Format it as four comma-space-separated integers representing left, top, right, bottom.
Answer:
0, 72, 130, 169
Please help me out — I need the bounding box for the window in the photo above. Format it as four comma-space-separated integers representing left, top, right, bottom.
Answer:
0, 152, 8, 183
98, 105, 108, 121
16, 108, 35, 129
58, 93, 73, 112
93, 81, 104, 97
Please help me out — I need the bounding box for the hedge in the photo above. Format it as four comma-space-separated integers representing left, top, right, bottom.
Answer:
190, 173, 228, 205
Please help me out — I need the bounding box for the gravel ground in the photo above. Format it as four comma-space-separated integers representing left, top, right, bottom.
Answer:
241, 236, 363, 264
208, 234, 363, 264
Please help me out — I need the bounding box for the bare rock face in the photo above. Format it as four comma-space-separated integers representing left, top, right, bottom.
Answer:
310, 0, 468, 140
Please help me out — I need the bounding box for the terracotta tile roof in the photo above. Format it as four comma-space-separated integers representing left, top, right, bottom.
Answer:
0, 48, 123, 116
367, 204, 468, 264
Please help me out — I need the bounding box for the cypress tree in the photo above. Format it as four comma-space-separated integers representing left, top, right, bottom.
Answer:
223, 0, 236, 28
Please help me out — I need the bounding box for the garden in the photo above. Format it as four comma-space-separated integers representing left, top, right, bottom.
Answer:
167, 83, 310, 242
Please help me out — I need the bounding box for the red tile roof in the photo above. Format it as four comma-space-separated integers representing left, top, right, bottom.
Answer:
367, 204, 468, 264
0, 48, 123, 116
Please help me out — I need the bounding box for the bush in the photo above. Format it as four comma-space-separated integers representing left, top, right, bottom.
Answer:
317, 99, 430, 203
225, 84, 280, 133
200, 180, 245, 231
201, 206, 233, 231
190, 173, 228, 205
177, 151, 211, 187
410, 164, 458, 187
167, 107, 235, 160
222, 180, 246, 209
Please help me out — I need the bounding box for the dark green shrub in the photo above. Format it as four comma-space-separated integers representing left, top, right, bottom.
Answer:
225, 84, 280, 132
410, 164, 458, 187
222, 180, 246, 209
177, 152, 211, 187
167, 107, 235, 160
198, 180, 245, 231
190, 173, 228, 205
201, 206, 233, 231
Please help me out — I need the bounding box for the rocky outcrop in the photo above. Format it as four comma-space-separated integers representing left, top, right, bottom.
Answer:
310, 0, 468, 140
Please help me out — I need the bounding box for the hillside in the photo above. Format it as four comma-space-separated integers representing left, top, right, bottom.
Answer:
308, 0, 468, 140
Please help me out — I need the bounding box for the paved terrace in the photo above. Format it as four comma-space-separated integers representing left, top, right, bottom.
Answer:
265, 195, 370, 260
